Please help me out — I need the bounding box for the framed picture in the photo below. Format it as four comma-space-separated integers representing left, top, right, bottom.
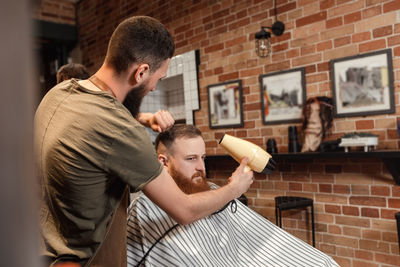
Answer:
330, 49, 395, 118
207, 79, 243, 129
259, 68, 306, 124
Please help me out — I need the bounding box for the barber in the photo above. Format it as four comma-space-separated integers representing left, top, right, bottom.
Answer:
35, 16, 254, 266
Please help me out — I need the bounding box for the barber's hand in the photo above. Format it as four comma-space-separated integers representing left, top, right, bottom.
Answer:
228, 157, 254, 198
149, 110, 175, 132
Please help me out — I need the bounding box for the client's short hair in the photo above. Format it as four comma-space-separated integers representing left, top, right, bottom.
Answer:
155, 125, 202, 154
56, 63, 90, 83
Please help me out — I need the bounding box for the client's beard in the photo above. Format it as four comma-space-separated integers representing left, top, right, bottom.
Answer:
169, 167, 210, 194
123, 84, 147, 119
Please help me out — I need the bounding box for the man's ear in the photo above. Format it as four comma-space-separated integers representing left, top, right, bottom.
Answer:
158, 154, 168, 166
130, 63, 150, 85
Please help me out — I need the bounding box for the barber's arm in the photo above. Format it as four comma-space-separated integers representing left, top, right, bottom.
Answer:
138, 110, 174, 132
143, 157, 253, 225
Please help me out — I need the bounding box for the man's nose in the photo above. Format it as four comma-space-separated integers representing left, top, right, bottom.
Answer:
196, 159, 206, 172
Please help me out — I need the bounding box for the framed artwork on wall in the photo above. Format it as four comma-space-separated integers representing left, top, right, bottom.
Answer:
207, 79, 243, 129
330, 49, 395, 118
259, 68, 306, 125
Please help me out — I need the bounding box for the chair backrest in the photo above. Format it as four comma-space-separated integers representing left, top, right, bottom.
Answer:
85, 186, 129, 267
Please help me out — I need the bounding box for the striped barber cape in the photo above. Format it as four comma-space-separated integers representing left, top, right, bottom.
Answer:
127, 184, 339, 267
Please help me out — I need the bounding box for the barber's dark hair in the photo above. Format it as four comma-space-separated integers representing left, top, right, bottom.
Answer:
56, 63, 90, 83
105, 16, 175, 74
155, 124, 202, 152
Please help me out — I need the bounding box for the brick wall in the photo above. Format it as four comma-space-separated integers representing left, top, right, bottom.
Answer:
207, 156, 400, 266
75, 0, 400, 266
32, 0, 76, 25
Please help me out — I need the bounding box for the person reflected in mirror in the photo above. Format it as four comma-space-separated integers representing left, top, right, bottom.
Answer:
56, 62, 90, 84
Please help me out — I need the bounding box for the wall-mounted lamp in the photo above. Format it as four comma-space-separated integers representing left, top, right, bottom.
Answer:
255, 21, 285, 58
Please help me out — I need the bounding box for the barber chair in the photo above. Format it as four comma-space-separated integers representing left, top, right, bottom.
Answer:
85, 187, 129, 267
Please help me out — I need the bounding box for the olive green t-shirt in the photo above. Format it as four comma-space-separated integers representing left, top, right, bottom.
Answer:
35, 79, 163, 262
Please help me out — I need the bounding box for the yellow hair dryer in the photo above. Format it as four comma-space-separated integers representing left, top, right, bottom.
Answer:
219, 134, 276, 174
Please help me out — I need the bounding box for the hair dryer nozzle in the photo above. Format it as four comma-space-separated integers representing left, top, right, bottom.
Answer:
261, 157, 276, 174
219, 134, 276, 174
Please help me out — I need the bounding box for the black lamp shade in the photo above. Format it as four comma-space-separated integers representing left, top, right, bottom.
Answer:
255, 28, 271, 39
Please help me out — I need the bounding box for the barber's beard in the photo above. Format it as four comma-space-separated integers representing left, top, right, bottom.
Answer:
169, 166, 210, 194
123, 84, 147, 119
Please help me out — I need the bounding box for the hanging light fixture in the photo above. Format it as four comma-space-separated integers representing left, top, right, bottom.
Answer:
255, 20, 285, 58
255, 28, 271, 58
255, 0, 285, 58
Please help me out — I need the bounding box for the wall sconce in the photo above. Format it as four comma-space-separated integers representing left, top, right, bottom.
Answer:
255, 21, 285, 58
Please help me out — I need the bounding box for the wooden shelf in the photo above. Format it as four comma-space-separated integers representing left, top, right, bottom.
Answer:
270, 150, 400, 160
205, 151, 400, 185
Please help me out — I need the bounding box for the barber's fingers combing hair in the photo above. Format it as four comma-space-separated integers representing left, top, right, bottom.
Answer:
150, 110, 175, 132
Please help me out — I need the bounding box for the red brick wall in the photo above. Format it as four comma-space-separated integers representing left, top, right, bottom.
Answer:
32, 0, 76, 25
76, 0, 400, 152
75, 0, 400, 266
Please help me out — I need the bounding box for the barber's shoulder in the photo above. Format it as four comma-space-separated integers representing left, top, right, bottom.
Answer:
36, 79, 77, 113
43, 79, 73, 96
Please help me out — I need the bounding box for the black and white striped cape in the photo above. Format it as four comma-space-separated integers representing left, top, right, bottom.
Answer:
127, 184, 339, 267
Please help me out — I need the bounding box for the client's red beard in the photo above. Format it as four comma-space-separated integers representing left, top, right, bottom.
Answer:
169, 167, 210, 194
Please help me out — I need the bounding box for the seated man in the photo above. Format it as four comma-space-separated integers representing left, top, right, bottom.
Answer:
127, 125, 339, 267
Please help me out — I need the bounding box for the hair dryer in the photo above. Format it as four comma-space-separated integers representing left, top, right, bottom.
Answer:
219, 134, 276, 174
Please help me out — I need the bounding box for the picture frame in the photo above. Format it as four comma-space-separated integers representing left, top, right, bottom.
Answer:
259, 68, 306, 125
207, 79, 243, 129
330, 49, 395, 118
